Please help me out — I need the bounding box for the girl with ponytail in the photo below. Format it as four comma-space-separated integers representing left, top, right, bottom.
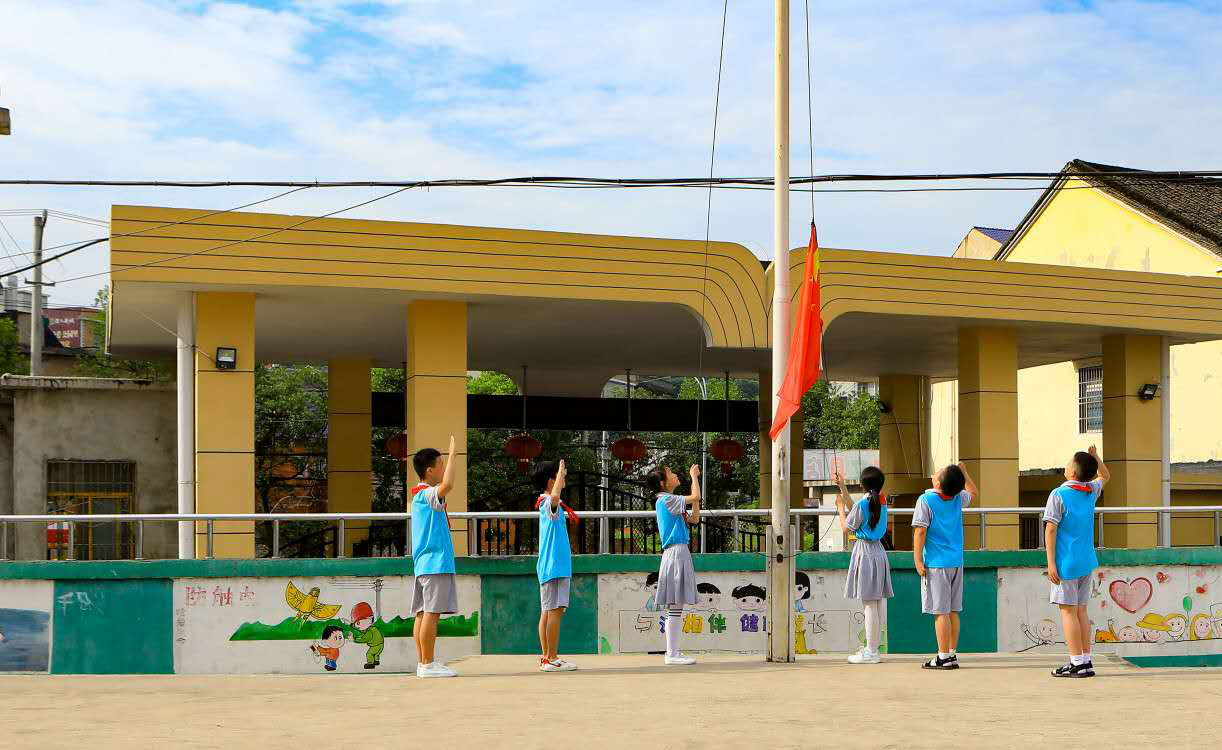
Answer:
834, 464, 894, 664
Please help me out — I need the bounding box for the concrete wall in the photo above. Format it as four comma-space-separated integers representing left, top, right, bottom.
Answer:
7, 384, 176, 560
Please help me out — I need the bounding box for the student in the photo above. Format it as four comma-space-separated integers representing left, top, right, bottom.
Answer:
834, 465, 894, 664
409, 436, 460, 678
1045, 445, 1108, 678
535, 459, 579, 672
648, 463, 702, 666
912, 462, 978, 670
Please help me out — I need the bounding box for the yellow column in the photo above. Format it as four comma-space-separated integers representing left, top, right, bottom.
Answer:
958, 327, 1019, 550
407, 301, 468, 554
758, 370, 772, 508
194, 292, 255, 558
1102, 334, 1162, 548
328, 358, 372, 556
879, 374, 931, 550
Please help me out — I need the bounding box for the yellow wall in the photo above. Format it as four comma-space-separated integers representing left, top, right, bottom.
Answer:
328, 358, 372, 556
953, 228, 1004, 260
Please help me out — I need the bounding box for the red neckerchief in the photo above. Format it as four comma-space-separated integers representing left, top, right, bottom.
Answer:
535, 494, 580, 525
412, 482, 451, 531
1067, 483, 1093, 492
936, 491, 953, 500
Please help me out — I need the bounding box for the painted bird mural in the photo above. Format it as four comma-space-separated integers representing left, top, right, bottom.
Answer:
285, 582, 342, 627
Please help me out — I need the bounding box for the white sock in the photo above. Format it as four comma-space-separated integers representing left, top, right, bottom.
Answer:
1071, 654, 1085, 666
1082, 651, 1091, 663
949, 649, 957, 657
938, 652, 950, 660
863, 600, 882, 654
666, 610, 682, 656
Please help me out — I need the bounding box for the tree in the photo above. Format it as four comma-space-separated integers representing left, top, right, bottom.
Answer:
800, 380, 881, 450
74, 287, 172, 382
0, 317, 27, 374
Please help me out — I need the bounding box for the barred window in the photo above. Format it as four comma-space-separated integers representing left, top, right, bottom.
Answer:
46, 460, 136, 560
1078, 366, 1103, 433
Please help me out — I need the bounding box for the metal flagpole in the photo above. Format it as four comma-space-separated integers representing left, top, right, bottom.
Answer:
768, 0, 795, 663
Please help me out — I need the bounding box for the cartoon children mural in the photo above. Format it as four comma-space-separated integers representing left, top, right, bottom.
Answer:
794, 572, 811, 613
310, 625, 345, 671
1165, 614, 1189, 641
1136, 613, 1169, 643
695, 583, 722, 612
1020, 618, 1062, 650
644, 573, 659, 612
345, 602, 384, 669
1189, 613, 1215, 640
732, 583, 766, 612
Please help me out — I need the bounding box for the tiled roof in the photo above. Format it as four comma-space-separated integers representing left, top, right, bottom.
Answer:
973, 226, 1014, 245
1066, 160, 1222, 256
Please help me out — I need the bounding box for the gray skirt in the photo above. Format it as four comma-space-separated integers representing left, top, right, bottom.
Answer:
844, 538, 893, 601
655, 543, 697, 607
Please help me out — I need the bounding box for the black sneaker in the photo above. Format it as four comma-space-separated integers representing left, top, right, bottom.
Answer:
922, 655, 959, 670
1082, 660, 1095, 676
1052, 662, 1092, 678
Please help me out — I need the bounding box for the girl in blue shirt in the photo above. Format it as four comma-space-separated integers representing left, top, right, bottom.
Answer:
648, 463, 701, 666
834, 465, 893, 664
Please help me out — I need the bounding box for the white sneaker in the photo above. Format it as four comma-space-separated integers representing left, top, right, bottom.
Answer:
417, 662, 457, 678
848, 649, 881, 665
540, 658, 578, 672
556, 658, 578, 671
664, 654, 696, 666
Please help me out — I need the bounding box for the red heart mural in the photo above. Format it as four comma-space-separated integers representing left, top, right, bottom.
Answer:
1109, 578, 1153, 614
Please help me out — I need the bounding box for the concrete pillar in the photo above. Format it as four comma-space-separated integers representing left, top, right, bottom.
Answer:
194, 292, 255, 558
758, 370, 772, 508
407, 301, 468, 554
879, 374, 931, 550
328, 358, 372, 557
958, 327, 1019, 550
1102, 334, 1163, 548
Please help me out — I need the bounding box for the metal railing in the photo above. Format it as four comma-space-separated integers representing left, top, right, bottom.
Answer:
3, 506, 1221, 560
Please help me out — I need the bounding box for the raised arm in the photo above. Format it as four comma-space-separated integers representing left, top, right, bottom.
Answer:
833, 466, 853, 534
548, 460, 567, 509
1089, 445, 1109, 487
684, 465, 702, 524
436, 435, 458, 499
958, 461, 979, 500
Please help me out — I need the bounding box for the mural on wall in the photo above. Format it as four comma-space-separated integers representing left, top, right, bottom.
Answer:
173, 576, 481, 674
0, 581, 53, 672
998, 565, 1222, 654
598, 570, 882, 654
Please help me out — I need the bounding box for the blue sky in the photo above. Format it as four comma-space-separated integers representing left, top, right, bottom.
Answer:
1, 0, 1220, 306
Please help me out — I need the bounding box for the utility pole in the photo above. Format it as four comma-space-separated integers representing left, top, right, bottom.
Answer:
29, 212, 46, 376
767, 0, 795, 663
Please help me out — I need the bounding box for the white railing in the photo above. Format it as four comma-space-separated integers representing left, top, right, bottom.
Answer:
3, 505, 1221, 560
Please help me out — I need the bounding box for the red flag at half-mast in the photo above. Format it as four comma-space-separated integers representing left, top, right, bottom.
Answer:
769, 223, 822, 440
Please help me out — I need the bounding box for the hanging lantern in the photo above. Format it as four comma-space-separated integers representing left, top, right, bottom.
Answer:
709, 437, 744, 476
504, 432, 543, 473
385, 432, 408, 460
611, 436, 647, 473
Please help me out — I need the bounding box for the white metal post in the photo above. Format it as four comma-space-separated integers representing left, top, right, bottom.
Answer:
29, 212, 46, 376
768, 0, 795, 663
1159, 337, 1171, 548
177, 294, 196, 559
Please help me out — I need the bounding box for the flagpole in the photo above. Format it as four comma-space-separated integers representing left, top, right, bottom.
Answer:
768, 0, 795, 663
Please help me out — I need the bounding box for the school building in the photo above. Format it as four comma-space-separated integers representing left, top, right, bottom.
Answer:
81, 171, 1222, 559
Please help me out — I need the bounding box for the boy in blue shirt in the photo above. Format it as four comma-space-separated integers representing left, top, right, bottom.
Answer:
1045, 445, 1108, 678
912, 462, 977, 670
409, 436, 459, 679
534, 459, 578, 672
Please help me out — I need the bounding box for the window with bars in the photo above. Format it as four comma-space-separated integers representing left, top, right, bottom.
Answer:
46, 460, 136, 560
1078, 365, 1103, 433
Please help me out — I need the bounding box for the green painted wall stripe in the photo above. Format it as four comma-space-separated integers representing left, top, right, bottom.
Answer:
1121, 654, 1222, 668
51, 579, 174, 674
3, 546, 1220, 580
480, 574, 599, 655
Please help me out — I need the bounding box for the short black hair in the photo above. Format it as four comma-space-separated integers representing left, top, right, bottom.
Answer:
1072, 451, 1099, 482
646, 572, 658, 587
939, 464, 966, 497
697, 582, 721, 595
533, 460, 560, 492
795, 571, 811, 599
320, 625, 342, 640
644, 466, 668, 494
413, 448, 441, 480
732, 584, 766, 600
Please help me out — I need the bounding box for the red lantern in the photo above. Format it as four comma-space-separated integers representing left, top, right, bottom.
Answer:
709, 437, 744, 476
385, 432, 408, 460
504, 433, 543, 473
610, 436, 647, 472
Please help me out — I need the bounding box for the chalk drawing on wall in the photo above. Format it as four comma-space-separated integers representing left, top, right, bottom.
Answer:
174, 576, 481, 674
0, 582, 54, 673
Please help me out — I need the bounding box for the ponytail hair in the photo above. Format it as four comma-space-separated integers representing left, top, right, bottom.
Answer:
645, 466, 667, 495
860, 466, 886, 530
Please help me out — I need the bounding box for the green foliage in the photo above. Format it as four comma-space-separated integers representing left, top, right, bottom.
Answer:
800, 379, 881, 449
370, 367, 406, 513
0, 317, 27, 374
73, 287, 172, 382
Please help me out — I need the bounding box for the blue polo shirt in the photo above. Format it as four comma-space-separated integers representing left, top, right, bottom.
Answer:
912, 489, 972, 568
850, 497, 888, 541
411, 484, 455, 575
1043, 479, 1103, 580
537, 494, 572, 584
655, 493, 690, 548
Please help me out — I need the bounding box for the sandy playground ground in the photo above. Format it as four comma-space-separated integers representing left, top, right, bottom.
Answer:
2, 652, 1220, 749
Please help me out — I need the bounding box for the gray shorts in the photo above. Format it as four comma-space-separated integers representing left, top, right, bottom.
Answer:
921, 566, 964, 615
540, 577, 571, 611
1050, 574, 1091, 606
410, 573, 458, 615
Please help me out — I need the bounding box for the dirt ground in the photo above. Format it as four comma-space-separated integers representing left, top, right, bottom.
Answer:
2, 653, 1220, 749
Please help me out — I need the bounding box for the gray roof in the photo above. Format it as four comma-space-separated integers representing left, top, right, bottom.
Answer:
973, 226, 1014, 245
804, 449, 879, 484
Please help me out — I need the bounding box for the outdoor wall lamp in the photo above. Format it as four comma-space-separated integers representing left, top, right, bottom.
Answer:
1137, 383, 1159, 401
216, 347, 238, 370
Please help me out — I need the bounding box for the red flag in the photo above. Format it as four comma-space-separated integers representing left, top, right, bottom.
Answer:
770, 223, 822, 440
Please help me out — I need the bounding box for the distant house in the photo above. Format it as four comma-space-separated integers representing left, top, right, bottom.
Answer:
953, 226, 1014, 260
